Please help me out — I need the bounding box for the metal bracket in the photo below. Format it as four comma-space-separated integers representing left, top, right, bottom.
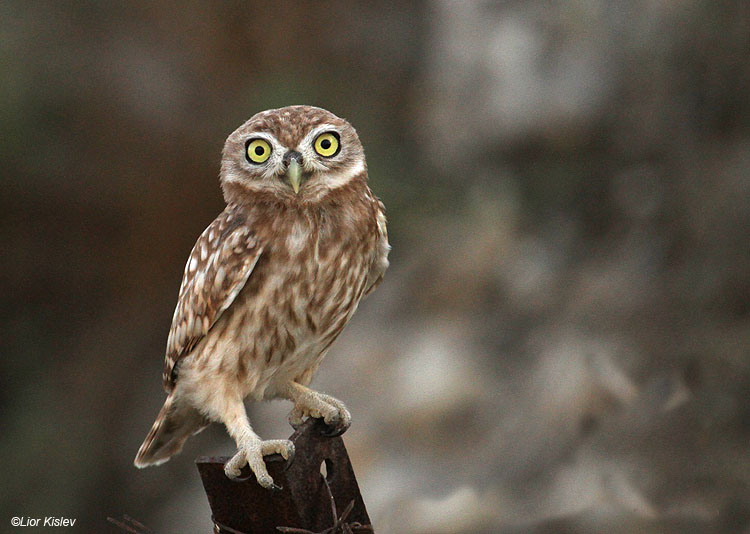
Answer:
196, 419, 372, 533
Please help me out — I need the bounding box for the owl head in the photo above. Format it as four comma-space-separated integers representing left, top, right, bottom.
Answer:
220, 106, 367, 204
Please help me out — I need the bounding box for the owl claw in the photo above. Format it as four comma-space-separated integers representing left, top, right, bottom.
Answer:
226, 468, 254, 482
288, 406, 305, 430
320, 396, 351, 437
283, 448, 295, 471
224, 439, 294, 490
319, 418, 350, 437
287, 390, 351, 437
270, 442, 296, 472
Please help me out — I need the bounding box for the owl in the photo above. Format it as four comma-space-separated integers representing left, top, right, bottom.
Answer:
134, 106, 389, 490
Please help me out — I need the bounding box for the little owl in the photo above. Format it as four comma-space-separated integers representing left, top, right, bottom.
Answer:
134, 106, 390, 489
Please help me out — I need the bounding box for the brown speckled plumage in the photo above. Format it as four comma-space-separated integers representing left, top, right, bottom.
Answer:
135, 107, 389, 487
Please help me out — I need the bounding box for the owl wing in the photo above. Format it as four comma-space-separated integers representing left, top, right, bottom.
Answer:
363, 198, 390, 296
162, 209, 262, 391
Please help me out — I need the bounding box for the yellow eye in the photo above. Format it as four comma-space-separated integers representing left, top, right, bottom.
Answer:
246, 138, 272, 164
314, 132, 340, 158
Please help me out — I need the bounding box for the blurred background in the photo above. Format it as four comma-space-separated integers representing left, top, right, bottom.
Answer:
2, 1, 749, 533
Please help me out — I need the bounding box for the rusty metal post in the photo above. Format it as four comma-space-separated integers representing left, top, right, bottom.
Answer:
196, 419, 373, 533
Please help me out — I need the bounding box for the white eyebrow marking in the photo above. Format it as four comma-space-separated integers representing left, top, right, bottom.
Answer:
321, 159, 365, 189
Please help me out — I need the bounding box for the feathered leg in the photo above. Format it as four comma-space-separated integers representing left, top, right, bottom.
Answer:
219, 395, 295, 489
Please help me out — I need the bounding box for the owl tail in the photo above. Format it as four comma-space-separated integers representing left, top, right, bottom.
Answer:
134, 393, 209, 468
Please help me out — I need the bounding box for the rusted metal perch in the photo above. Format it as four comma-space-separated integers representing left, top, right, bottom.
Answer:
197, 418, 373, 533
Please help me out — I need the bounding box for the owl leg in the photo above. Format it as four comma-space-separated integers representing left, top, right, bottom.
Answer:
219, 397, 295, 490
282, 382, 352, 437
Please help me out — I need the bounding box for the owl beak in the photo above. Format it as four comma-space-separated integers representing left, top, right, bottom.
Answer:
287, 159, 302, 194
283, 151, 304, 194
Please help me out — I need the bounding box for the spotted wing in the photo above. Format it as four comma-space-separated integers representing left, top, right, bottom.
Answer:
162, 209, 262, 391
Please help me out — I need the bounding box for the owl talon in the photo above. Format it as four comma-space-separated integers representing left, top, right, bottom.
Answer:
283, 456, 294, 472
224, 456, 249, 481
261, 439, 295, 460
320, 408, 352, 438
288, 406, 305, 429
265, 441, 295, 471
224, 439, 294, 490
318, 416, 351, 437
286, 386, 352, 438
282, 445, 295, 471
321, 397, 351, 437
226, 467, 254, 482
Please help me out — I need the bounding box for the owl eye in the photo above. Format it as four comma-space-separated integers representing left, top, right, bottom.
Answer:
313, 132, 340, 158
246, 138, 272, 164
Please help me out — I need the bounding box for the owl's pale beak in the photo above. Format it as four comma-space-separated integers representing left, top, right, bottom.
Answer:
283, 150, 304, 194
287, 159, 302, 194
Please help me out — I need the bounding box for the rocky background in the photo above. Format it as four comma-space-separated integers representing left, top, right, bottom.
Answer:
2, 1, 749, 533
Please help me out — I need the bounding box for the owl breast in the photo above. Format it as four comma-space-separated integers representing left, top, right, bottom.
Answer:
186, 204, 377, 401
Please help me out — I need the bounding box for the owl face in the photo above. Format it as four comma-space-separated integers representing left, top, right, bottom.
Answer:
220, 106, 366, 202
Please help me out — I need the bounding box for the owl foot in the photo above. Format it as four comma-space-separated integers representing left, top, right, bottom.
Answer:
288, 392, 351, 437
224, 439, 295, 490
